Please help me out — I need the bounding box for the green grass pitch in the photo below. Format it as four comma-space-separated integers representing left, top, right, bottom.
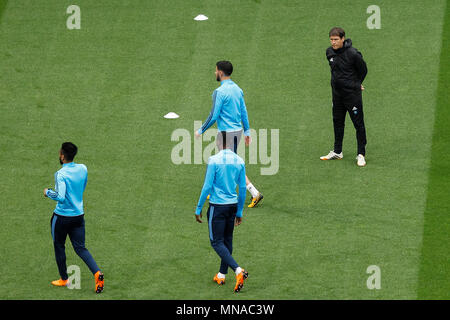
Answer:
0, 0, 448, 299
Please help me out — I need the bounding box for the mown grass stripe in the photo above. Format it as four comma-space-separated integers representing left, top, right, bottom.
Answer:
0, 0, 8, 25
418, 1, 450, 300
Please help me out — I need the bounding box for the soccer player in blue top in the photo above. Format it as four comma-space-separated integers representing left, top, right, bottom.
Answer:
195, 132, 249, 293
195, 61, 263, 208
43, 142, 104, 293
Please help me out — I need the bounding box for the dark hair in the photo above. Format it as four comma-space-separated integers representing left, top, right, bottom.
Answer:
61, 142, 78, 161
329, 27, 345, 38
216, 61, 233, 76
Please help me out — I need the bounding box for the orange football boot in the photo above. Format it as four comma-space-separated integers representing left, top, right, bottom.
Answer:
51, 278, 69, 287
95, 271, 104, 293
234, 270, 248, 293
248, 193, 263, 208
213, 274, 225, 285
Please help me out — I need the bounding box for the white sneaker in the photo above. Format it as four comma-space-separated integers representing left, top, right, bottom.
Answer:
320, 150, 343, 160
356, 154, 366, 167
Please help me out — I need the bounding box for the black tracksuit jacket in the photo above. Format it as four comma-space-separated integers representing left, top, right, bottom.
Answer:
326, 39, 367, 103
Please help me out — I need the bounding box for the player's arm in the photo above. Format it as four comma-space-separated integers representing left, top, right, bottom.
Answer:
83, 166, 88, 191
197, 90, 224, 135
240, 92, 251, 137
235, 164, 247, 225
45, 172, 66, 202
353, 50, 368, 85
195, 161, 215, 222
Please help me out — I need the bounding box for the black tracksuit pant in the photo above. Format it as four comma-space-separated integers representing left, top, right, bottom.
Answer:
332, 93, 367, 156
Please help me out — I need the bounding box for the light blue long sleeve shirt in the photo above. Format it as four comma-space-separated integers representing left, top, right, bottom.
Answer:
46, 162, 87, 217
196, 149, 247, 218
198, 79, 251, 136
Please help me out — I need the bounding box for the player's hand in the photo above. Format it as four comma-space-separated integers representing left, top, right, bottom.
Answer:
195, 213, 203, 223
361, 84, 365, 91
244, 135, 251, 146
194, 130, 201, 139
43, 188, 48, 197
235, 217, 242, 226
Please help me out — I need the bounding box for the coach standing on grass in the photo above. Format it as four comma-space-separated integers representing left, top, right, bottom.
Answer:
195, 132, 249, 293
43, 142, 104, 293
320, 27, 368, 167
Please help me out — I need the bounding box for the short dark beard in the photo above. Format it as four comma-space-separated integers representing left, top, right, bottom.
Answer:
59, 157, 63, 165
216, 74, 221, 82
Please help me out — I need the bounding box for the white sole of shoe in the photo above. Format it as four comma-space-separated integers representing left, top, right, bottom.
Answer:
320, 157, 343, 160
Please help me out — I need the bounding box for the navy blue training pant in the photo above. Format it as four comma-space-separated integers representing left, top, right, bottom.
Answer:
207, 203, 239, 274
50, 213, 100, 280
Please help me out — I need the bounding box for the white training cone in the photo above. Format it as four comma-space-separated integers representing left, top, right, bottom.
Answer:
164, 112, 180, 119
194, 14, 208, 21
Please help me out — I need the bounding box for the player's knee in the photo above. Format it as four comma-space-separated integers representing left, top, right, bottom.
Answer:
210, 238, 224, 249
53, 241, 65, 249
333, 117, 345, 125
73, 245, 87, 256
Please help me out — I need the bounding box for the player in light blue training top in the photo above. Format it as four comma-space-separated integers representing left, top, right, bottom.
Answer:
46, 159, 87, 217
195, 131, 249, 293
195, 61, 263, 208
44, 142, 104, 293
195, 138, 247, 218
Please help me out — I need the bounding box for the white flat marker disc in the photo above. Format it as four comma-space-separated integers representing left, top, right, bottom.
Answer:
164, 112, 180, 119
194, 14, 208, 21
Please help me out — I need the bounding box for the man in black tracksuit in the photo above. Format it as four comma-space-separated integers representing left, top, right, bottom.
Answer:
321, 27, 368, 166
